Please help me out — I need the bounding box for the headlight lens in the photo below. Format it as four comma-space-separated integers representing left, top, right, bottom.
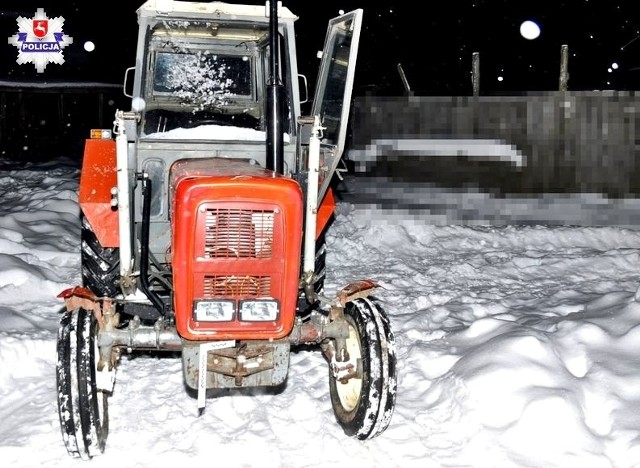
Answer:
239, 299, 279, 321
194, 300, 235, 322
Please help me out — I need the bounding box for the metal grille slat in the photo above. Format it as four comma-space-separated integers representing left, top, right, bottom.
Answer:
204, 209, 274, 258
203, 275, 271, 298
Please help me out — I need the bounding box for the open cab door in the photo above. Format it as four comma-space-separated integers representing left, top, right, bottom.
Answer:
308, 9, 363, 206
298, 9, 398, 443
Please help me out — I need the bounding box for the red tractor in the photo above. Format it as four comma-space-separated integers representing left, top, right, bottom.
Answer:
56, 0, 396, 458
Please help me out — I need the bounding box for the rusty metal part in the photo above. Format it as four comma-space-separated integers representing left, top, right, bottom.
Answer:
336, 341, 350, 363
57, 286, 99, 311
329, 303, 343, 322
182, 340, 290, 389
303, 281, 319, 305
336, 279, 381, 305
333, 336, 349, 363
322, 339, 362, 384
208, 343, 274, 386
320, 340, 334, 361
96, 300, 119, 371
321, 339, 352, 372
57, 286, 97, 301
119, 275, 137, 295
287, 316, 350, 344
332, 359, 358, 384
58, 286, 105, 328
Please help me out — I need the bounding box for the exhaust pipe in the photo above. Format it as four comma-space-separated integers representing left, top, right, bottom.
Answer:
266, 0, 284, 174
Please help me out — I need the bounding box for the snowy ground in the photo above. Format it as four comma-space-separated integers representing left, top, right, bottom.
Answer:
1, 159, 640, 467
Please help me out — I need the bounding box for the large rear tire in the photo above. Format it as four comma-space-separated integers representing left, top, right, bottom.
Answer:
329, 298, 397, 440
56, 308, 109, 459
81, 214, 120, 297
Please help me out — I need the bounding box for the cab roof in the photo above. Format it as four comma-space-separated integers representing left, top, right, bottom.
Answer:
137, 0, 298, 22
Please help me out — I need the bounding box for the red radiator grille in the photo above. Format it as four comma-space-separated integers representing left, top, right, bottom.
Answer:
204, 209, 274, 259
203, 275, 272, 298
171, 170, 304, 340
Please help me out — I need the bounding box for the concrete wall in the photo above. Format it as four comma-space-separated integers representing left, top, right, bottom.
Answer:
349, 93, 640, 196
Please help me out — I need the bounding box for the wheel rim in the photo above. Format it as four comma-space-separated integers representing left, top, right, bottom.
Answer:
336, 321, 363, 412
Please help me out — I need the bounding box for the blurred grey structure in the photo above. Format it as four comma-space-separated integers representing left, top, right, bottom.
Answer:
348, 93, 640, 197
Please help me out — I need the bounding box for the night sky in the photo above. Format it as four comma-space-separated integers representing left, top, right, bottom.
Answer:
1, 1, 638, 96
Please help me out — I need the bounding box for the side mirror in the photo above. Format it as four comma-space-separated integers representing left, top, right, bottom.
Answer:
298, 74, 309, 105
123, 67, 135, 98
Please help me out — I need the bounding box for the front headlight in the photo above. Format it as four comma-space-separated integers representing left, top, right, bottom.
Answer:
194, 300, 235, 322
239, 299, 279, 321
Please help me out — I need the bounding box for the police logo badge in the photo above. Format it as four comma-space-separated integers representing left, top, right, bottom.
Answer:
8, 9, 74, 73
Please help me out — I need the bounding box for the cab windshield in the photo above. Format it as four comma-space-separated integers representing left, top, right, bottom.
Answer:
153, 52, 252, 98
141, 20, 270, 138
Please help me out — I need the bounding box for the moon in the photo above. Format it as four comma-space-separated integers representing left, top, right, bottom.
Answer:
84, 41, 95, 52
520, 21, 541, 40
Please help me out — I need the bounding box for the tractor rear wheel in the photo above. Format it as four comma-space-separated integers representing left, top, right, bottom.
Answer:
329, 298, 397, 440
81, 214, 120, 297
56, 308, 109, 459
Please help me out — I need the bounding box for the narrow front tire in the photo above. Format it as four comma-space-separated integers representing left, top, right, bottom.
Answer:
56, 308, 109, 459
328, 298, 397, 440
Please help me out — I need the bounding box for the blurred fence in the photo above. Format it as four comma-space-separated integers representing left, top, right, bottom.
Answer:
0, 82, 128, 161
3, 85, 640, 197
349, 93, 640, 196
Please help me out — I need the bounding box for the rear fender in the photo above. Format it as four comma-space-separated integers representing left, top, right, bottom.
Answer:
78, 139, 119, 248
316, 187, 336, 239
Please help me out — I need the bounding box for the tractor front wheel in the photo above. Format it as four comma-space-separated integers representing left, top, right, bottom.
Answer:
328, 298, 397, 440
56, 308, 109, 459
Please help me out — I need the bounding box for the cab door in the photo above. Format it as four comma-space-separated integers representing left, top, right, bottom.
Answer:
310, 9, 363, 206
